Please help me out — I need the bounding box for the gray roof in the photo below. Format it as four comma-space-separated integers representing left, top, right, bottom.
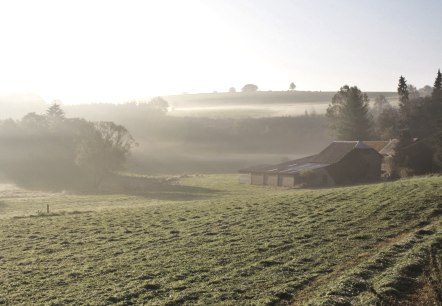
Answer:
279, 162, 329, 174
238, 155, 316, 174
311, 141, 371, 164
238, 164, 273, 173
239, 141, 383, 175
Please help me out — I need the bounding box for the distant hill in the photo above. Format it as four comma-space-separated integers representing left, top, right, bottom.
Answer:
154, 91, 399, 118
162, 90, 399, 107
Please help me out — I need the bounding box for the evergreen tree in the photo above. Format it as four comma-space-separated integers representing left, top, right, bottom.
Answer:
326, 85, 373, 140
432, 69, 442, 102
431, 70, 442, 169
46, 103, 65, 120
397, 76, 410, 120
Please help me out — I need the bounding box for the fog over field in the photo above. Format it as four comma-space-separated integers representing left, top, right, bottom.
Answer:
1, 0, 441, 305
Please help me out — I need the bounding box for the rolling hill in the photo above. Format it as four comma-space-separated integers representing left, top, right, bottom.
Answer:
163, 91, 399, 107
0, 174, 441, 305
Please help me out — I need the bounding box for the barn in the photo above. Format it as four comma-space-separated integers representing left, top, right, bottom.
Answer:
364, 140, 398, 178
239, 141, 383, 187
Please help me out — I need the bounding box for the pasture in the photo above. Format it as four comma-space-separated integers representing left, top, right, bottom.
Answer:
0, 174, 441, 305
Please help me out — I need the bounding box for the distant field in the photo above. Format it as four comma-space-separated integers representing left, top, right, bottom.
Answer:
1, 175, 441, 305
164, 91, 399, 118
168, 102, 330, 118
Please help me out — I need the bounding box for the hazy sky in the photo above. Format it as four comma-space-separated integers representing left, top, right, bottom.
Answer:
0, 0, 441, 104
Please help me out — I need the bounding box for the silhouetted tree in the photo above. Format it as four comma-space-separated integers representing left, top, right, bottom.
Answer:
375, 107, 400, 140
432, 69, 442, 101
21, 112, 48, 130
419, 85, 433, 97
76, 122, 136, 188
394, 71, 442, 175
242, 84, 258, 92
431, 70, 442, 169
326, 85, 373, 140
46, 103, 65, 120
289, 82, 296, 91
408, 84, 420, 100
434, 127, 442, 169
371, 96, 400, 140
398, 76, 410, 120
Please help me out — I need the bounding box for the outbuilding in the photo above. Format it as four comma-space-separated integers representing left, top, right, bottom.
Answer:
239, 141, 383, 187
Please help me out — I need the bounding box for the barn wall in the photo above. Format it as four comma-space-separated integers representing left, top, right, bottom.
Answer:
280, 175, 295, 187
266, 174, 278, 186
294, 168, 335, 187
251, 173, 264, 185
327, 149, 382, 185
310, 168, 335, 187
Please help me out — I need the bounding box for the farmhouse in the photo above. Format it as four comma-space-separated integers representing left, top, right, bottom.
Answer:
239, 141, 384, 187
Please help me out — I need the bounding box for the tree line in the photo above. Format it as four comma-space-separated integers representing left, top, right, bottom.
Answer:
0, 104, 136, 191
326, 70, 442, 175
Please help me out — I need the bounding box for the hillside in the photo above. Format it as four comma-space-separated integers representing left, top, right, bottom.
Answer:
163, 91, 399, 106
162, 91, 399, 118
62, 90, 399, 119
0, 175, 441, 305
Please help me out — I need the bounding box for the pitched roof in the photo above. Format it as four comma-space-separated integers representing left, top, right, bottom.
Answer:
379, 139, 398, 156
364, 141, 389, 152
279, 162, 329, 174
239, 140, 385, 174
311, 141, 367, 164
239, 155, 317, 174
238, 164, 272, 173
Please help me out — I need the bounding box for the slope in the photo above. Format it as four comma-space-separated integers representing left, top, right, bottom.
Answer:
0, 175, 440, 305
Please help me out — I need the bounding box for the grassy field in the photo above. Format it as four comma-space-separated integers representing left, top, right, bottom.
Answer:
0, 175, 441, 305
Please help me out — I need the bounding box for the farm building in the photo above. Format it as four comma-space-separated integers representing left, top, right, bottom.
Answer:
364, 140, 398, 177
239, 141, 384, 187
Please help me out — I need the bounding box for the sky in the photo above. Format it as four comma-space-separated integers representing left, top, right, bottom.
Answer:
0, 0, 441, 104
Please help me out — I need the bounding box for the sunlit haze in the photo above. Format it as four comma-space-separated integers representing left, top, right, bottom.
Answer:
0, 0, 441, 104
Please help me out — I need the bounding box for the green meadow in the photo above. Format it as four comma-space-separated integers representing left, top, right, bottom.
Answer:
0, 174, 441, 305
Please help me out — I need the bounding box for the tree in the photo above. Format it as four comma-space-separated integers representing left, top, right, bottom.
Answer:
76, 121, 137, 188
242, 84, 258, 92
408, 84, 420, 100
372, 95, 389, 118
289, 82, 296, 91
326, 85, 373, 140
432, 69, 442, 102
398, 76, 410, 120
371, 95, 400, 140
375, 106, 400, 140
148, 97, 169, 114
431, 70, 442, 169
21, 112, 48, 131
46, 103, 65, 120
418, 85, 433, 97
